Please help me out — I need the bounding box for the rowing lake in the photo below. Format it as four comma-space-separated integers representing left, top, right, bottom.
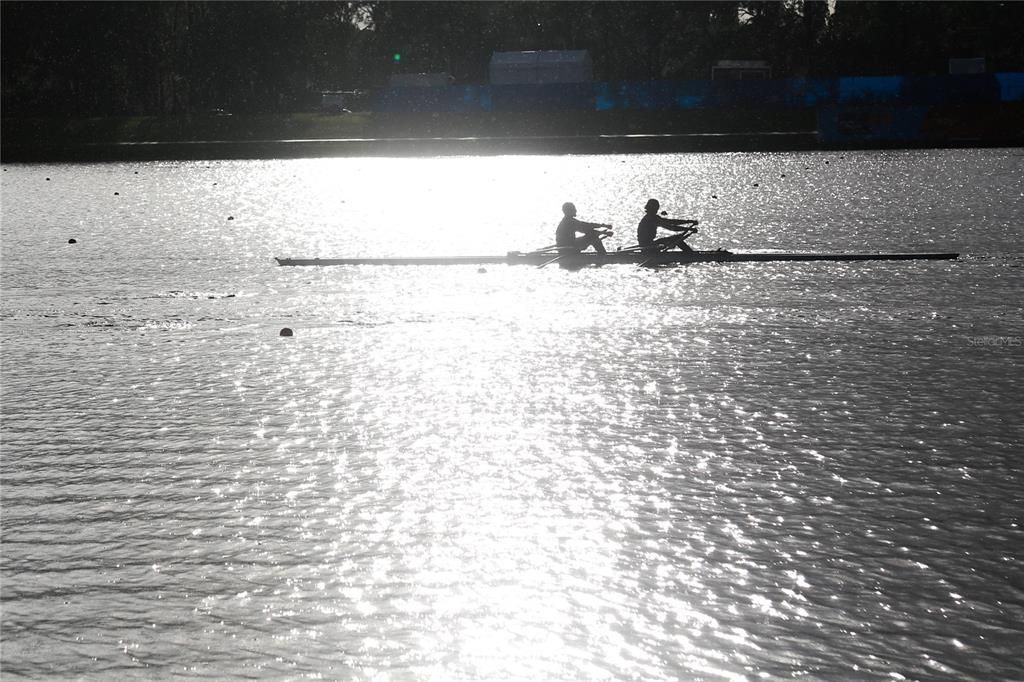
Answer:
2, 148, 1023, 679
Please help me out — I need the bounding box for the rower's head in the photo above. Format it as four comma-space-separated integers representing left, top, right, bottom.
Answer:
645, 199, 660, 214
561, 202, 577, 217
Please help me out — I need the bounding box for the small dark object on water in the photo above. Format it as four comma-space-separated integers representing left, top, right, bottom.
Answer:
477, 267, 487, 274
753, 183, 759, 187
114, 192, 119, 195
68, 238, 77, 244
711, 194, 717, 199
280, 327, 294, 337
227, 216, 234, 221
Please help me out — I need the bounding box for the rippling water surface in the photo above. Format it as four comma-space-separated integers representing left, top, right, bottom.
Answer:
2, 149, 1023, 679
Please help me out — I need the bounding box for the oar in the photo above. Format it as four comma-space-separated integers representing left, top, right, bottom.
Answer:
638, 223, 699, 267
538, 228, 613, 269
638, 251, 668, 268
533, 242, 569, 268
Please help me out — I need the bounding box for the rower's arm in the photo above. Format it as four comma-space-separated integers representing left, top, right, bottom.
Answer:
662, 217, 698, 231
578, 220, 613, 234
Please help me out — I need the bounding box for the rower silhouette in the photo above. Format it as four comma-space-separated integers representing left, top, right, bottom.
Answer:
555, 202, 612, 254
637, 199, 698, 253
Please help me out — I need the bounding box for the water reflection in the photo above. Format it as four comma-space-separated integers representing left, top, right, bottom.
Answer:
2, 150, 1022, 679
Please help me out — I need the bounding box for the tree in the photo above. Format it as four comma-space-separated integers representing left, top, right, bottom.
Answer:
2, 1, 1023, 117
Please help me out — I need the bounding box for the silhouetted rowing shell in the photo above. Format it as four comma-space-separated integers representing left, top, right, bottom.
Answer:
275, 251, 959, 267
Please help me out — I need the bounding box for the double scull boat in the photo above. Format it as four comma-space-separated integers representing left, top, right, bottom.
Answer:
275, 250, 958, 267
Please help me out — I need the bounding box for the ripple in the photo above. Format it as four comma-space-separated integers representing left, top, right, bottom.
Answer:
3, 150, 1023, 679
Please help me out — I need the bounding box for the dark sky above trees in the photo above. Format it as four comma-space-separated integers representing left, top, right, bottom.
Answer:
2, 1, 1022, 116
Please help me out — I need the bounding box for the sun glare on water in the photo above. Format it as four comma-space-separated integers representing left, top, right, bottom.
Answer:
3, 151, 1018, 679
265, 156, 565, 257
264, 153, 719, 260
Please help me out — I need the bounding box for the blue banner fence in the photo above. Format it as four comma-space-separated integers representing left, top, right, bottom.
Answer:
373, 72, 1024, 144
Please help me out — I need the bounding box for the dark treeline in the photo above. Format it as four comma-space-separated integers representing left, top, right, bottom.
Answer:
3, 1, 1023, 117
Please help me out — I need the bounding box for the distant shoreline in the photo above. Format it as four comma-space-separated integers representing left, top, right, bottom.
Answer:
1, 131, 828, 162
3, 107, 1020, 162
5, 132, 1021, 163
